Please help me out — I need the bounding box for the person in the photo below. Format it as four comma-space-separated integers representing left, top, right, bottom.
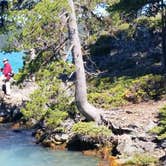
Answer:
0, 58, 12, 97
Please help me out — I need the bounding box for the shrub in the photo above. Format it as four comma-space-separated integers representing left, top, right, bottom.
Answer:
88, 76, 132, 109
88, 74, 166, 109
21, 60, 76, 127
125, 153, 158, 166
117, 23, 136, 38
124, 74, 166, 103
151, 105, 166, 140
45, 109, 68, 128
21, 89, 49, 120
72, 122, 111, 138
135, 14, 161, 30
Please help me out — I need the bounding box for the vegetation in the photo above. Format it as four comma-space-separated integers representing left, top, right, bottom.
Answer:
72, 122, 111, 138
88, 74, 166, 109
88, 76, 132, 109
125, 153, 158, 166
0, 0, 166, 163
125, 74, 166, 103
21, 60, 76, 128
151, 105, 166, 140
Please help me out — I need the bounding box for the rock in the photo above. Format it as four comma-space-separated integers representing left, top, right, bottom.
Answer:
160, 155, 166, 166
116, 134, 144, 155
11, 122, 20, 129
12, 109, 22, 121
53, 133, 69, 142
98, 156, 119, 166
42, 139, 66, 149
144, 120, 156, 132
161, 140, 166, 149
34, 129, 45, 141
136, 140, 156, 152
61, 118, 75, 133
82, 150, 98, 157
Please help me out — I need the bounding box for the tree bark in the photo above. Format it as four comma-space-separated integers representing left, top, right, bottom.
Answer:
67, 0, 101, 123
161, 0, 166, 70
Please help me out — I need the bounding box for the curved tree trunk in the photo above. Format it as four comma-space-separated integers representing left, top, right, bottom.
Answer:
68, 0, 101, 123
161, 0, 166, 70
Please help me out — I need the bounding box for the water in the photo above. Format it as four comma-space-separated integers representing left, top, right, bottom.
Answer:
0, 52, 98, 165
0, 126, 98, 166
0, 51, 24, 74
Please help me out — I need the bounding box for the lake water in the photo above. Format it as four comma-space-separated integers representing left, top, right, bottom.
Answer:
0, 125, 98, 166
0, 52, 98, 165
0, 51, 24, 74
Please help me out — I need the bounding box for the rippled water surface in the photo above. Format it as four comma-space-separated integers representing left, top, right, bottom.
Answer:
0, 125, 98, 166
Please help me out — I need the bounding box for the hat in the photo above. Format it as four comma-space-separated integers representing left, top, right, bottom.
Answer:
3, 58, 8, 62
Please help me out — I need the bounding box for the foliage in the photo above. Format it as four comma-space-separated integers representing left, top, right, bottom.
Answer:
116, 14, 161, 38
2, 0, 112, 53
21, 0, 68, 49
13, 69, 29, 84
88, 76, 132, 109
21, 88, 48, 120
88, 74, 166, 109
117, 23, 130, 31
125, 153, 158, 166
116, 23, 135, 38
108, 0, 162, 23
72, 122, 111, 138
124, 74, 166, 103
21, 60, 76, 127
150, 105, 166, 140
135, 14, 161, 29
89, 35, 113, 56
45, 109, 68, 128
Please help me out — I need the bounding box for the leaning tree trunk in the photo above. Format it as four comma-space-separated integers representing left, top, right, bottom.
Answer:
67, 0, 101, 123
161, 0, 166, 70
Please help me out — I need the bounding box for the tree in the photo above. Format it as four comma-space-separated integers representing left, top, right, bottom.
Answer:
0, 0, 8, 27
109, 0, 166, 70
2, 0, 106, 123
161, 0, 166, 69
67, 0, 102, 123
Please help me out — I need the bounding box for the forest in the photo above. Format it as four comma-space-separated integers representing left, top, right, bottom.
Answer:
0, 0, 166, 165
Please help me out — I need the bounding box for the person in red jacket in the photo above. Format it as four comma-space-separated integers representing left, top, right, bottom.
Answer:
1, 58, 12, 97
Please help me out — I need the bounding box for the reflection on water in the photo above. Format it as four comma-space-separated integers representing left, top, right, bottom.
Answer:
0, 124, 98, 166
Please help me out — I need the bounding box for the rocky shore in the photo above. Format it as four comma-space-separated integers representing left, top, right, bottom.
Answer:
0, 81, 165, 166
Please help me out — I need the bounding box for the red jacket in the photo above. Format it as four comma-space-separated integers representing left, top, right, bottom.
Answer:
3, 63, 12, 80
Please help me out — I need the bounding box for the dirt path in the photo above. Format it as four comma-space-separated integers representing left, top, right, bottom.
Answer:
0, 82, 38, 105
102, 100, 166, 160
116, 100, 166, 132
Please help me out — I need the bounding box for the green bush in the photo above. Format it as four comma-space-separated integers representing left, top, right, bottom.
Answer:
45, 109, 68, 128
125, 153, 158, 166
21, 60, 76, 127
72, 122, 111, 138
124, 74, 166, 103
88, 76, 132, 109
21, 89, 49, 120
151, 105, 166, 140
117, 23, 135, 38
135, 14, 161, 29
88, 74, 166, 109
